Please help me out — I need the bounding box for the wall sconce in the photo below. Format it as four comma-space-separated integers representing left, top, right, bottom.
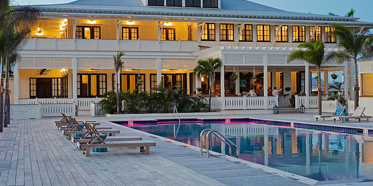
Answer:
126, 21, 135, 25
201, 76, 204, 82
164, 22, 172, 26
36, 28, 43, 36
88, 20, 96, 24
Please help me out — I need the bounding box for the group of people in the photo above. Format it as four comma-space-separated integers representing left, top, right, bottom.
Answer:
242, 87, 282, 97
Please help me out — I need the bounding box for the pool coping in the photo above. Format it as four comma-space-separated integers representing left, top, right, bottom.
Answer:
103, 119, 319, 185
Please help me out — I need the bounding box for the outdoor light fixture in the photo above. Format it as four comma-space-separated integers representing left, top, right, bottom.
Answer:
88, 20, 96, 24
164, 22, 172, 26
201, 76, 204, 82
273, 104, 279, 114
36, 28, 43, 36
300, 103, 305, 113
126, 21, 135, 25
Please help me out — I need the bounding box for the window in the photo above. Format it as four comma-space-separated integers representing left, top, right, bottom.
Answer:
325, 26, 336, 43
203, 0, 218, 8
292, 26, 305, 42
275, 25, 288, 42
239, 24, 253, 42
309, 26, 322, 41
77, 74, 106, 97
362, 73, 373, 96
150, 75, 158, 93
257, 25, 270, 42
122, 27, 139, 40
148, 0, 164, 6
30, 78, 36, 98
61, 75, 68, 98
76, 26, 100, 39
112, 74, 145, 93
161, 28, 175, 41
220, 24, 234, 41
202, 23, 215, 41
150, 74, 186, 92
185, 0, 200, 7
167, 0, 182, 6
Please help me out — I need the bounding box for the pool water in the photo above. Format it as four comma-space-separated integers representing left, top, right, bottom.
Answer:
124, 122, 373, 181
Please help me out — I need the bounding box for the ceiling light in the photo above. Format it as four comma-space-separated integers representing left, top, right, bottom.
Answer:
88, 20, 96, 24
126, 21, 135, 25
164, 22, 172, 26
36, 28, 43, 36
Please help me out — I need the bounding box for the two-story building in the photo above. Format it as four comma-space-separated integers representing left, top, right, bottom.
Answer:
13, 0, 373, 111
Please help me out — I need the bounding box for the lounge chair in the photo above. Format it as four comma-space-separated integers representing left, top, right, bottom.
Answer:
313, 106, 346, 121
77, 124, 156, 157
331, 107, 371, 123
56, 112, 95, 129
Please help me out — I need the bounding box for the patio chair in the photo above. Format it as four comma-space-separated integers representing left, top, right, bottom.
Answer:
56, 112, 95, 129
313, 106, 346, 121
77, 124, 156, 157
331, 107, 371, 123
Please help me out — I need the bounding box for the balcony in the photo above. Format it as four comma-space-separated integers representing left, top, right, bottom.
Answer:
22, 38, 199, 52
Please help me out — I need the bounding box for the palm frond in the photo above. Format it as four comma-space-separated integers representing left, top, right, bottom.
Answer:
325, 51, 351, 64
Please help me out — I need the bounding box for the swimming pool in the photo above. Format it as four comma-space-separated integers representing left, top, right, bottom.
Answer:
114, 121, 373, 182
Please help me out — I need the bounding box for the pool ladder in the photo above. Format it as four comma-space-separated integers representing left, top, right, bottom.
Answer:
173, 105, 181, 137
200, 129, 239, 158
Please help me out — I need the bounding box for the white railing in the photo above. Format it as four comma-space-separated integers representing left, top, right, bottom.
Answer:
295, 95, 318, 109
322, 100, 339, 113
78, 97, 103, 110
40, 103, 76, 117
10, 104, 41, 119
24, 38, 199, 52
19, 98, 73, 104
210, 96, 278, 110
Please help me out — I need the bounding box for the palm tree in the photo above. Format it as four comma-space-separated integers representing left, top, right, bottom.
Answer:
0, 1, 40, 130
193, 58, 222, 111
113, 51, 124, 113
288, 41, 326, 115
325, 24, 373, 110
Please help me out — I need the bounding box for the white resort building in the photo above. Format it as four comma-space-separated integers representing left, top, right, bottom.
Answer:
11, 0, 373, 116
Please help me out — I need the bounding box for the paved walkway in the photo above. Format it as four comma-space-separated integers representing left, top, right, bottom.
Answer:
2, 112, 373, 186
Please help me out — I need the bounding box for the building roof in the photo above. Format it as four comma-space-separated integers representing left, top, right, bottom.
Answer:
23, 0, 373, 26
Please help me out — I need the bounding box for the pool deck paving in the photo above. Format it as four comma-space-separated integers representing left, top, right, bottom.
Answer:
1, 110, 373, 186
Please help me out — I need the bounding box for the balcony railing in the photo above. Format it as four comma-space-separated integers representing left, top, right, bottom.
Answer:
23, 38, 199, 52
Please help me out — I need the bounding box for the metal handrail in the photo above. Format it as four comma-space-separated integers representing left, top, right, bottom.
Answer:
173, 105, 181, 137
200, 129, 239, 158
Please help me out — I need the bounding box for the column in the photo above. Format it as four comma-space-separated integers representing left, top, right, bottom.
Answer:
344, 62, 349, 98
156, 58, 162, 85
221, 64, 225, 111
235, 67, 240, 95
196, 74, 201, 91
72, 58, 78, 104
305, 63, 310, 108
187, 72, 190, 94
264, 55, 268, 109
350, 61, 354, 100
324, 71, 328, 95
14, 63, 19, 104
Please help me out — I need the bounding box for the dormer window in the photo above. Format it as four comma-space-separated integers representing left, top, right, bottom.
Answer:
167, 0, 182, 7
148, 0, 164, 6
186, 0, 201, 7
203, 0, 218, 8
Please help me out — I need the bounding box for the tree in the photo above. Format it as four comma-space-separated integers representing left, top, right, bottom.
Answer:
113, 51, 124, 113
325, 24, 373, 110
193, 58, 222, 111
288, 41, 326, 115
0, 1, 40, 130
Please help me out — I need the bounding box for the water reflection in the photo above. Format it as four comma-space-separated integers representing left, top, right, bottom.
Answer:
131, 123, 373, 181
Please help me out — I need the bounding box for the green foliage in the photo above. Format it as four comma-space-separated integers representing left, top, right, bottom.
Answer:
328, 82, 347, 106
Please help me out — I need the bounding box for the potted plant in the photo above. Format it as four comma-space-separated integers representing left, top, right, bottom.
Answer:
230, 74, 238, 82
196, 87, 202, 94
250, 76, 257, 82
285, 87, 291, 91
331, 73, 338, 82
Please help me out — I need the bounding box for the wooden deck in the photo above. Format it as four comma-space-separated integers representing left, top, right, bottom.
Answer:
0, 117, 308, 186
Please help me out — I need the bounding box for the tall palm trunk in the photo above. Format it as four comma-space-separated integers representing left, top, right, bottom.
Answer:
317, 67, 322, 115
208, 77, 212, 111
353, 59, 359, 110
4, 57, 10, 127
116, 71, 120, 113
211, 75, 215, 96
0, 56, 3, 132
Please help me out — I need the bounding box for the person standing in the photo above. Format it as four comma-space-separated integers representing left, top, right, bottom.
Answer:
272, 87, 282, 96
248, 87, 257, 97
258, 87, 264, 96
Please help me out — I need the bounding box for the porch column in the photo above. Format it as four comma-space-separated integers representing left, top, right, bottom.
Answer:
305, 63, 310, 108
324, 71, 328, 95
264, 55, 268, 109
72, 58, 78, 104
221, 65, 225, 111
187, 72, 190, 94
156, 58, 162, 85
14, 63, 19, 104
344, 62, 349, 98
235, 67, 240, 95
196, 74, 201, 90
349, 61, 354, 100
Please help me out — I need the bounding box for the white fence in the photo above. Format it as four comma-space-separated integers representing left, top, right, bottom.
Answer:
210, 96, 278, 110
321, 100, 339, 113
19, 98, 73, 104
295, 95, 318, 109
11, 103, 76, 119
90, 102, 103, 116
78, 97, 103, 110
